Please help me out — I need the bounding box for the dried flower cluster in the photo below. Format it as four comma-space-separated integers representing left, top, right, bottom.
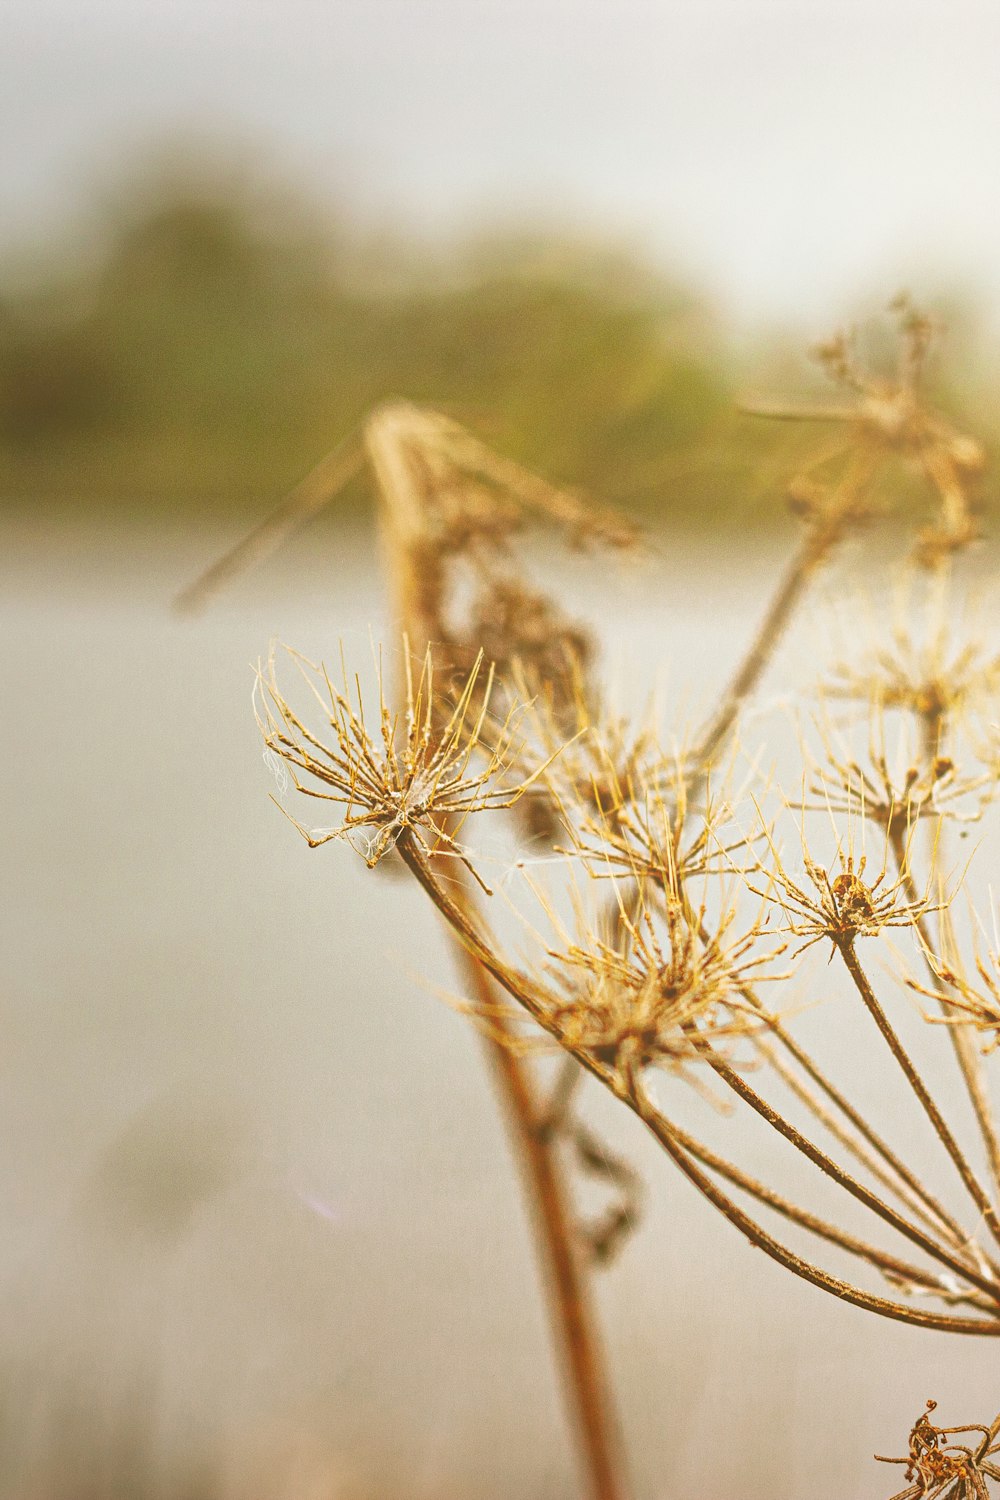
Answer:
188, 299, 1000, 1500
877, 1401, 1000, 1499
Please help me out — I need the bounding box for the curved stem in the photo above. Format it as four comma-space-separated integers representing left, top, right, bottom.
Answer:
838, 938, 1000, 1253
397, 834, 1000, 1329
628, 1078, 1000, 1337
690, 507, 851, 777
690, 1041, 1000, 1302
750, 1030, 969, 1248
889, 821, 1000, 1209
666, 1119, 998, 1315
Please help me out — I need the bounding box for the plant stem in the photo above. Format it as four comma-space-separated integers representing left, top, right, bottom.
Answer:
397, 833, 1000, 1332
455, 938, 628, 1500
838, 937, 1000, 1251
367, 404, 629, 1500
690, 1042, 1000, 1300
890, 821, 1000, 1211
750, 1030, 972, 1247
628, 1078, 1000, 1337
667, 1118, 997, 1314
690, 506, 851, 776
174, 435, 365, 614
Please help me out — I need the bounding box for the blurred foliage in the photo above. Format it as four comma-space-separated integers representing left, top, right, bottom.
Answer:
0, 161, 753, 523
0, 155, 996, 532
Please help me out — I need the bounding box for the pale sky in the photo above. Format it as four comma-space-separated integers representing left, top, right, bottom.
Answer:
4, 0, 1000, 323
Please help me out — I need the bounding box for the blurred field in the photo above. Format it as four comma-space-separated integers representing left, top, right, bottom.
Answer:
2, 151, 996, 538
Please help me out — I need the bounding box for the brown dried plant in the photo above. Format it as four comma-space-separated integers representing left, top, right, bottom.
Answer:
877, 1402, 1000, 1499
254, 643, 553, 888
183, 301, 1000, 1496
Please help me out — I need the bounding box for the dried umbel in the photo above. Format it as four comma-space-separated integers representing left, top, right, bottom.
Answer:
255, 642, 553, 886
824, 604, 1000, 745
754, 836, 939, 957
246, 307, 1000, 1349
876, 1401, 1000, 1499
910, 925, 1000, 1055
538, 880, 783, 1081
799, 710, 994, 838
744, 294, 984, 566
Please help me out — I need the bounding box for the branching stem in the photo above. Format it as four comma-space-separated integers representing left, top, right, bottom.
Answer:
838, 938, 1000, 1253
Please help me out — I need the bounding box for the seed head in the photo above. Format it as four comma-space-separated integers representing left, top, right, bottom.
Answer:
754, 826, 939, 957
875, 1399, 1000, 1499
744, 298, 985, 563
255, 640, 552, 886
538, 879, 783, 1081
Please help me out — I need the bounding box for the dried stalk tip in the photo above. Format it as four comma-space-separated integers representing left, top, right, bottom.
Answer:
876, 1399, 1000, 1499
255, 640, 551, 885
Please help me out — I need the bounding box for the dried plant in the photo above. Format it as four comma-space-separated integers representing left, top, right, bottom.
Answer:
254, 644, 552, 886
877, 1402, 1000, 1499
184, 300, 1000, 1496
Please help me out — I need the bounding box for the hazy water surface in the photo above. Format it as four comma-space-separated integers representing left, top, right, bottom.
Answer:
3, 512, 998, 1498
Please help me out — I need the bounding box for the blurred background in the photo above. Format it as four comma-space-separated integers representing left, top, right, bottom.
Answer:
5, 1, 1000, 1496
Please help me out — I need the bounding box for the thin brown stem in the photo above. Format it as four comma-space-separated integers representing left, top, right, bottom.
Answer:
690, 507, 851, 775
838, 937, 1000, 1252
690, 1041, 1000, 1301
454, 938, 628, 1500
890, 815, 1000, 1209
174, 435, 365, 614
627, 1077, 1000, 1337
667, 1119, 998, 1315
397, 834, 1000, 1328
369, 405, 629, 1500
751, 1030, 971, 1247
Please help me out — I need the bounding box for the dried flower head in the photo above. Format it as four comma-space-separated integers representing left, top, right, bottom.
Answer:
825, 617, 1000, 741
876, 1400, 1000, 1499
754, 826, 939, 957
563, 761, 749, 894
800, 709, 994, 836
537, 879, 782, 1080
909, 914, 1000, 1054
745, 297, 984, 563
255, 641, 551, 886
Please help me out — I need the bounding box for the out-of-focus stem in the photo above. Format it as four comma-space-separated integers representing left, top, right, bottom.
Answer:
838, 938, 1000, 1252
690, 504, 853, 777
452, 935, 628, 1500
174, 436, 365, 614
367, 404, 629, 1500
